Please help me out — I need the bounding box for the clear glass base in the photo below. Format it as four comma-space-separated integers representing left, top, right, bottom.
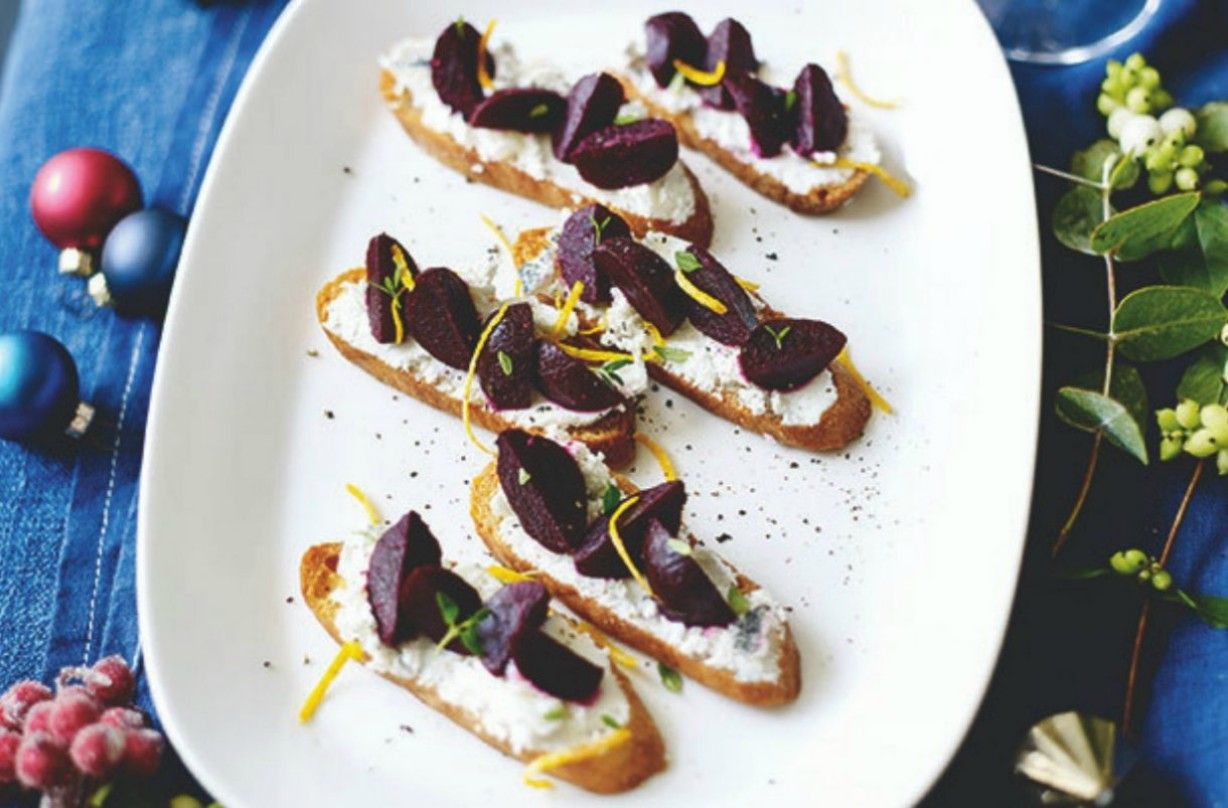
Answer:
978, 0, 1161, 65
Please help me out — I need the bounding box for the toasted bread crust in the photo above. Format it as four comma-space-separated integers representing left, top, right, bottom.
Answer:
469, 468, 802, 706
315, 268, 637, 467
300, 543, 666, 793
379, 70, 714, 248
619, 75, 870, 215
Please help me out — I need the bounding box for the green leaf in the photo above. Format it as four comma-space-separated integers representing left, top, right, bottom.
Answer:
1158, 202, 1228, 296
543, 703, 568, 720
666, 538, 693, 556
1073, 363, 1149, 437
613, 112, 642, 125
601, 714, 622, 729
1195, 102, 1228, 153
1112, 285, 1227, 361
601, 483, 622, 515
1090, 192, 1200, 261
657, 662, 683, 693
784, 89, 798, 111
1055, 387, 1149, 463
529, 103, 549, 118
1178, 590, 1228, 629
1070, 139, 1119, 182
1058, 565, 1113, 580
518, 468, 532, 485
459, 621, 485, 655
497, 350, 514, 376
675, 250, 702, 273
764, 324, 792, 349
1053, 186, 1106, 254
1176, 343, 1228, 405
654, 345, 691, 363
436, 591, 459, 626
727, 586, 750, 617
589, 213, 612, 243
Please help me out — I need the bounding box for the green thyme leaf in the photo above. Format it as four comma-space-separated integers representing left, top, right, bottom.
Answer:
459, 622, 484, 655
518, 468, 532, 485
436, 591, 460, 626
454, 15, 466, 34
654, 345, 691, 363
666, 538, 692, 556
1055, 387, 1149, 464
601, 714, 622, 729
784, 89, 798, 112
614, 112, 642, 125
543, 704, 568, 720
1053, 186, 1106, 255
657, 662, 683, 693
529, 103, 549, 118
675, 250, 703, 273
589, 214, 612, 244
727, 586, 750, 617
1112, 285, 1227, 361
601, 483, 622, 515
764, 324, 792, 350
1090, 192, 1200, 261
497, 350, 514, 376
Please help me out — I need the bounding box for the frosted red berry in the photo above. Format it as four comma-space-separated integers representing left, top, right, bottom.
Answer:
99, 706, 145, 731
0, 680, 52, 730
47, 690, 101, 747
22, 700, 54, 735
69, 723, 125, 778
85, 656, 135, 706
121, 728, 164, 778
0, 730, 21, 784
14, 732, 71, 789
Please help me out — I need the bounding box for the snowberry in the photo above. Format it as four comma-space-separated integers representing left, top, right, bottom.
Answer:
0, 730, 21, 784
47, 690, 101, 747
14, 732, 71, 789
69, 723, 126, 778
85, 656, 135, 706
0, 680, 52, 731
99, 706, 145, 731
22, 700, 55, 735
121, 728, 164, 778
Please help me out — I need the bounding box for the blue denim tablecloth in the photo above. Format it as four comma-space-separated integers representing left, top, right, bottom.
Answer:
0, 1, 1223, 805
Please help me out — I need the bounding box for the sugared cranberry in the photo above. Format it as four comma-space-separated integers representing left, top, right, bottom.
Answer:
120, 728, 164, 779
69, 723, 125, 778
47, 690, 101, 747
0, 730, 20, 784
85, 656, 135, 706
22, 701, 54, 735
0, 680, 52, 731
99, 706, 145, 731
14, 733, 71, 790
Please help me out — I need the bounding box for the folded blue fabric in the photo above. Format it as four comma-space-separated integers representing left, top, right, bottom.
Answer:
0, 0, 1221, 805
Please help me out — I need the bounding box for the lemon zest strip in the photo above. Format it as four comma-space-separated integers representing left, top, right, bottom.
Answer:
554, 343, 637, 364
487, 564, 539, 584
608, 496, 654, 597
462, 302, 511, 456
634, 433, 677, 481
642, 320, 665, 348
552, 280, 584, 338
568, 621, 639, 669
835, 50, 898, 109
345, 484, 381, 525
674, 269, 727, 315
672, 59, 725, 86
836, 347, 893, 414
577, 313, 608, 336
477, 20, 496, 90
479, 213, 523, 296
819, 157, 912, 198
390, 243, 416, 292
299, 640, 364, 723
523, 728, 632, 789
733, 275, 760, 293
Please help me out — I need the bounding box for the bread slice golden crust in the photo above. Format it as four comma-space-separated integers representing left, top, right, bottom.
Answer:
315, 268, 636, 467
470, 467, 802, 706
379, 70, 714, 248
300, 542, 666, 793
619, 75, 870, 215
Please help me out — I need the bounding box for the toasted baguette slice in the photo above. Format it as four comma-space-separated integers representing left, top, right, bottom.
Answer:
470, 466, 801, 706
511, 228, 872, 453
300, 542, 666, 793
316, 268, 637, 467
619, 76, 869, 215
379, 71, 714, 248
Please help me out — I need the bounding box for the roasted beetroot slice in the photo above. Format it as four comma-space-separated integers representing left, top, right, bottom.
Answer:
739, 317, 846, 391
365, 233, 419, 343
573, 481, 686, 579
367, 511, 444, 644
644, 12, 707, 88
724, 73, 790, 158
469, 88, 566, 133
697, 18, 758, 110
534, 341, 624, 412
496, 430, 588, 553
553, 73, 625, 162
397, 565, 484, 654
476, 581, 550, 675
476, 303, 535, 410
680, 248, 759, 346
571, 119, 679, 189
511, 630, 603, 702
592, 236, 686, 335
641, 520, 735, 627
791, 63, 848, 155
556, 204, 630, 304
430, 20, 489, 116
405, 267, 481, 370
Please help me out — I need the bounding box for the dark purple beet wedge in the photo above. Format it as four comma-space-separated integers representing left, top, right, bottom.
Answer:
556, 204, 631, 304
573, 481, 686, 579
476, 581, 550, 675
405, 267, 481, 370
511, 631, 603, 702
724, 73, 790, 158
534, 342, 625, 412
553, 73, 625, 163
469, 88, 566, 133
476, 303, 535, 410
367, 511, 443, 644
698, 18, 758, 110
592, 236, 686, 335
496, 430, 588, 553
571, 119, 679, 189
430, 20, 490, 117
365, 233, 419, 344
739, 317, 846, 391
641, 520, 736, 627
397, 565, 484, 654
644, 12, 707, 88
679, 248, 759, 346
791, 63, 848, 155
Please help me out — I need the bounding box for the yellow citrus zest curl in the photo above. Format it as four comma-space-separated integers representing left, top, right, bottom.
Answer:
477, 20, 496, 90
634, 433, 677, 481
299, 640, 364, 723
672, 59, 725, 86
642, 321, 665, 348
733, 275, 760, 293
836, 347, 893, 414
462, 302, 511, 455
570, 621, 639, 669
818, 158, 912, 198
480, 213, 523, 296
523, 728, 632, 789
578, 313, 608, 336
835, 50, 898, 109
487, 564, 538, 584
674, 269, 727, 315
555, 343, 637, 364
552, 280, 584, 337
345, 484, 381, 526
608, 496, 654, 597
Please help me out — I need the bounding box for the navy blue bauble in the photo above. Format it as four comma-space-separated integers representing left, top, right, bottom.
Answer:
98, 207, 187, 316
0, 331, 82, 442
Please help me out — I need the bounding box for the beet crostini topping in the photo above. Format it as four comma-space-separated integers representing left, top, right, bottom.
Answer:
430, 19, 493, 117
476, 581, 550, 675
570, 119, 680, 190
469, 87, 567, 133
476, 302, 536, 410
573, 481, 686, 579
556, 204, 631, 304
791, 63, 848, 155
592, 236, 687, 335
723, 72, 792, 158
365, 232, 418, 344
644, 12, 707, 88
739, 317, 847, 391
511, 631, 604, 702
496, 430, 589, 553
405, 267, 482, 370
367, 511, 444, 644
534, 341, 626, 412
697, 18, 758, 110
675, 247, 759, 346
397, 565, 485, 655
641, 521, 736, 628
553, 73, 626, 163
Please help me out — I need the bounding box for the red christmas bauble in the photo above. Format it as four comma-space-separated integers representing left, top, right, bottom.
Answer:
30, 148, 142, 250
